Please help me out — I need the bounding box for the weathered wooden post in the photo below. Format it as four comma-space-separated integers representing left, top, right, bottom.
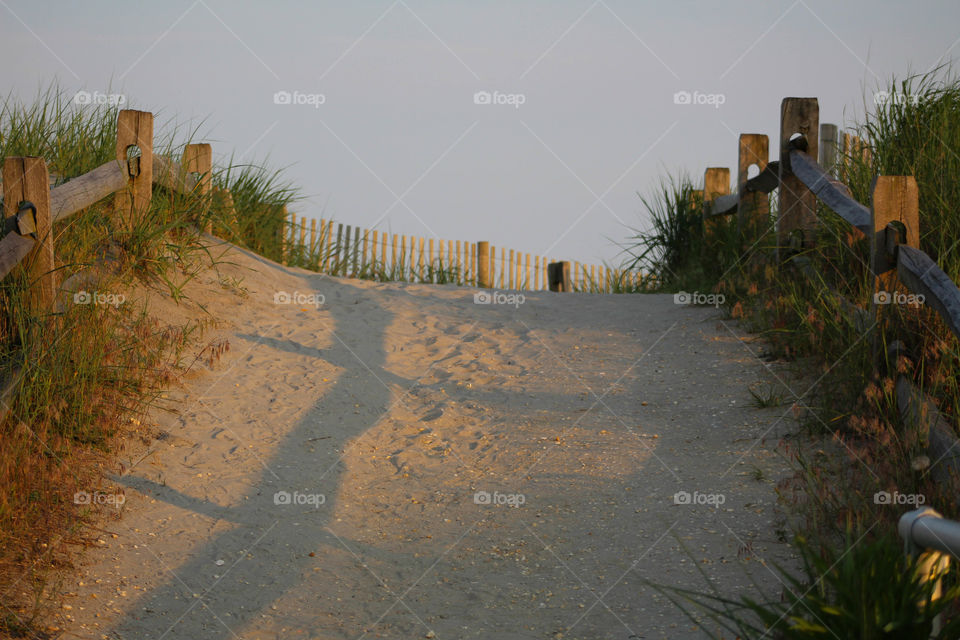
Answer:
819, 124, 839, 177
737, 134, 769, 241
703, 167, 730, 249
352, 227, 361, 276
777, 97, 819, 260
477, 241, 490, 288
183, 143, 212, 233
870, 175, 920, 368
115, 109, 153, 232
2, 157, 55, 308
548, 261, 571, 292
871, 175, 920, 299
279, 205, 289, 265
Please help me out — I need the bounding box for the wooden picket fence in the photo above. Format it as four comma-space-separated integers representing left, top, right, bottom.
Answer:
279, 213, 657, 293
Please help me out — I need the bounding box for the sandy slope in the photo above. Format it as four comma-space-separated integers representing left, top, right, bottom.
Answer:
58, 240, 799, 640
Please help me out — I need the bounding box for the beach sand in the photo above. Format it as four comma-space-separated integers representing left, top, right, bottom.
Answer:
58, 239, 799, 639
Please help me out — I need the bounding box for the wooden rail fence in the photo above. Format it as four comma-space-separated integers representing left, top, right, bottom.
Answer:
0, 117, 227, 310
699, 96, 960, 483
0, 106, 655, 321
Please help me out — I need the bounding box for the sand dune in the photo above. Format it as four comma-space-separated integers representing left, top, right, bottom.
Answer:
59, 239, 797, 639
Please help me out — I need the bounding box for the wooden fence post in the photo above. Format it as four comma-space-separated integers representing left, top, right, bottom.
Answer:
468, 242, 475, 285
279, 206, 288, 265
2, 157, 55, 308
870, 175, 920, 368
871, 176, 920, 297
183, 143, 212, 233
115, 109, 153, 232
500, 248, 513, 289
548, 261, 571, 292
308, 218, 318, 267
352, 227, 361, 276
390, 233, 398, 275
319, 219, 329, 269
737, 134, 769, 240
477, 241, 490, 288
703, 167, 730, 248
819, 123, 839, 177
778, 97, 819, 260
335, 223, 344, 274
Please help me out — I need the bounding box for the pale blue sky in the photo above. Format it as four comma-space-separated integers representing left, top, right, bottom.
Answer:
2, 1, 958, 265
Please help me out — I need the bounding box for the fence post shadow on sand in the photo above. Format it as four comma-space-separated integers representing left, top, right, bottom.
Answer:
105, 274, 406, 638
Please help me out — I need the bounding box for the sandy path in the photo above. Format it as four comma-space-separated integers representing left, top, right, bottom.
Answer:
59, 243, 797, 639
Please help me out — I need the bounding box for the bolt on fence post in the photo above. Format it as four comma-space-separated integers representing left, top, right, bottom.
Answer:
115, 109, 153, 233
777, 97, 819, 261
477, 241, 490, 288
737, 134, 769, 243
2, 157, 55, 309
819, 123, 839, 177
182, 143, 212, 233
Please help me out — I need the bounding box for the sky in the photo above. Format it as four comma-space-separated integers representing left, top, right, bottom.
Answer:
1, 0, 958, 267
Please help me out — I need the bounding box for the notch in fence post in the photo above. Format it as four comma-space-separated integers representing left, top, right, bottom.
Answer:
777, 97, 819, 261
737, 134, 769, 241
2, 157, 55, 308
183, 143, 212, 233
547, 261, 571, 292
115, 109, 153, 232
819, 123, 839, 178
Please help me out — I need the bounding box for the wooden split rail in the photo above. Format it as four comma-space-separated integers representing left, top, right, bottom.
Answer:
697, 96, 960, 483
0, 109, 239, 312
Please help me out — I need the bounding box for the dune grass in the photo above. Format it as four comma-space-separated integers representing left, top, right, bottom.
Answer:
625, 67, 960, 636
0, 83, 302, 636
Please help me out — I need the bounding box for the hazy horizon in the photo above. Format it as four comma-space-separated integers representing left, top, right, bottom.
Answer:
2, 0, 959, 266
